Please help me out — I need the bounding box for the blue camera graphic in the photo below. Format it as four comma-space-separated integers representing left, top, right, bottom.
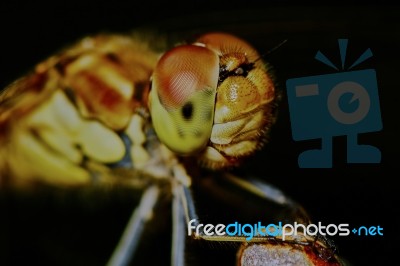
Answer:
286, 39, 382, 168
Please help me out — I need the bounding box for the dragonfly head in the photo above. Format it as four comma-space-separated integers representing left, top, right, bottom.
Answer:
149, 33, 276, 168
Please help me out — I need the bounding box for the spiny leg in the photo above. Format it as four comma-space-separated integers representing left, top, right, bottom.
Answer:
107, 185, 160, 266
169, 161, 194, 266
171, 183, 187, 266
220, 173, 311, 224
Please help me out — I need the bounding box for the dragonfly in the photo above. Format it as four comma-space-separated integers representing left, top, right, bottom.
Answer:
0, 31, 347, 265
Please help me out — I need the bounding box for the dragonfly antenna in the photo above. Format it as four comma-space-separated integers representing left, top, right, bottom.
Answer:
253, 39, 288, 63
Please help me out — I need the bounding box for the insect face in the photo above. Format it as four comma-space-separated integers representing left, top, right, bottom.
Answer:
149, 33, 276, 169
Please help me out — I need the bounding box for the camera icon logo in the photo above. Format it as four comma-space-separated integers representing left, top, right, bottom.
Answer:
286, 39, 382, 168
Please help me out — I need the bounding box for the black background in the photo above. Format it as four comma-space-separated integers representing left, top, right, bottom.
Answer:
0, 1, 398, 266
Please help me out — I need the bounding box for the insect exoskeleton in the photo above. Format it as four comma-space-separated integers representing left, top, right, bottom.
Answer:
149, 32, 276, 169
0, 35, 160, 186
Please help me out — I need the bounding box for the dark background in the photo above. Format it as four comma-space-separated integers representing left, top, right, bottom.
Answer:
0, 1, 398, 266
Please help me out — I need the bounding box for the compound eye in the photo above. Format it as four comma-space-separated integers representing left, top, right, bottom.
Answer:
149, 44, 219, 155
152, 45, 219, 110
196, 32, 261, 62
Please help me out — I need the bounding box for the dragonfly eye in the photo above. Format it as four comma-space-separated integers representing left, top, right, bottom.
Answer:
148, 44, 219, 155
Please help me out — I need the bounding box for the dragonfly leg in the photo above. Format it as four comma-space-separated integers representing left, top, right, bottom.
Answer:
220, 173, 311, 224
107, 185, 160, 266
171, 182, 187, 266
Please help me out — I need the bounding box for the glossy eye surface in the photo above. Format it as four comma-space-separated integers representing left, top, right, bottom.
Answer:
149, 44, 219, 155
149, 32, 276, 168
